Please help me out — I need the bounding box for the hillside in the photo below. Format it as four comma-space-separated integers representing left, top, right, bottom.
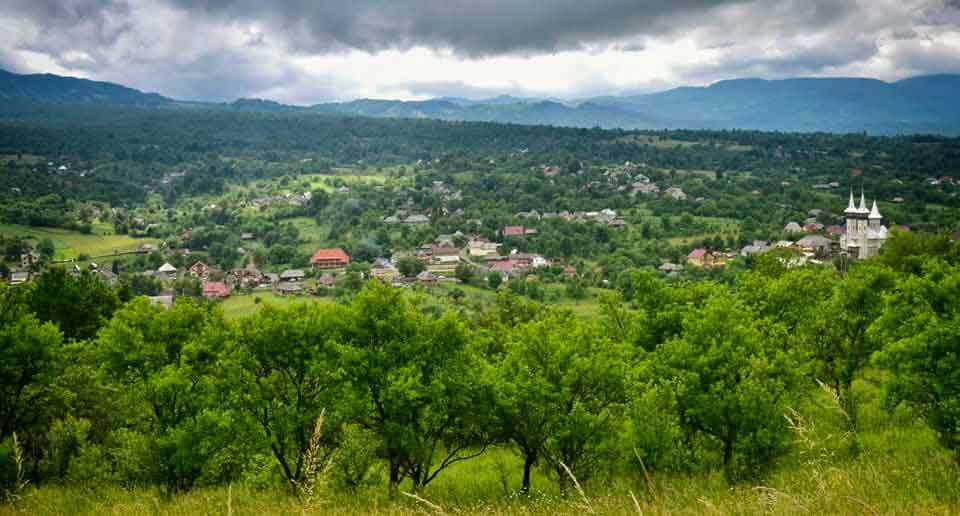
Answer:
2, 68, 960, 134
0, 69, 169, 106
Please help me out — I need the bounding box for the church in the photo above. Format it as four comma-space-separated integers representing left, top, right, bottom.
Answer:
840, 190, 887, 259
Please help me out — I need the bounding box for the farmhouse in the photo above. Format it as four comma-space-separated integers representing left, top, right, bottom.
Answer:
202, 281, 230, 300
310, 248, 350, 269
502, 226, 525, 238
157, 262, 177, 281
188, 261, 211, 279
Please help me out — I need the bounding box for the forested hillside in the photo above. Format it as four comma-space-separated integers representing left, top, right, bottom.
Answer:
2, 69, 960, 134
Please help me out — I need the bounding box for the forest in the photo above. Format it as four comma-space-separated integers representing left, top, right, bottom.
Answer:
3, 230, 960, 514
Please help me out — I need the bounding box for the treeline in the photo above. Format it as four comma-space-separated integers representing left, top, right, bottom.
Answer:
2, 232, 960, 498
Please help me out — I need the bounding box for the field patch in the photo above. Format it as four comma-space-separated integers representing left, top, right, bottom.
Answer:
0, 223, 158, 260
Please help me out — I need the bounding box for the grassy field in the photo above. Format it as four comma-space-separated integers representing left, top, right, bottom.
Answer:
0, 223, 158, 260
8, 419, 959, 515
220, 292, 334, 319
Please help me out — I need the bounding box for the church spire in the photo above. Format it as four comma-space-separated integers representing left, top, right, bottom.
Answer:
858, 189, 868, 213
869, 199, 882, 219
845, 189, 856, 213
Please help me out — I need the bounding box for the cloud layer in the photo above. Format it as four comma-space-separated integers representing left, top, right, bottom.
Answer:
1, 0, 959, 103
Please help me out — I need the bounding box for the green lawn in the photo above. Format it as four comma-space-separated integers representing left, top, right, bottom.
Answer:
220, 292, 334, 319
0, 223, 159, 260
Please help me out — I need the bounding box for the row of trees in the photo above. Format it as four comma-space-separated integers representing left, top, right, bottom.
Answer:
2, 233, 960, 499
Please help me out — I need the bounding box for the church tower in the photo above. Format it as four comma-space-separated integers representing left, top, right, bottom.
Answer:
841, 188, 887, 259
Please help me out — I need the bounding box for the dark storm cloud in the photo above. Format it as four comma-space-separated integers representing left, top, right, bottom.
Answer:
0, 0, 958, 102
168, 0, 756, 57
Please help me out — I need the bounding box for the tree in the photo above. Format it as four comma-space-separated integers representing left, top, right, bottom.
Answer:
454, 262, 476, 284
486, 270, 503, 290
0, 284, 64, 442
29, 267, 120, 341
496, 312, 627, 495
799, 263, 896, 433
94, 298, 235, 493
341, 282, 493, 495
872, 260, 960, 460
654, 296, 801, 482
37, 239, 56, 260
224, 303, 345, 493
396, 257, 425, 278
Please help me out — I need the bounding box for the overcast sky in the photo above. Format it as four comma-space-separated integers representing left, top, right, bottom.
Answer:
2, 0, 959, 104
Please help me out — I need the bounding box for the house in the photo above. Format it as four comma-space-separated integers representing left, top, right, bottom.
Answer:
502, 226, 525, 238
280, 269, 306, 282
490, 260, 516, 277
664, 187, 687, 200
802, 222, 824, 232
202, 281, 230, 300
468, 240, 500, 258
543, 165, 562, 177
318, 274, 336, 289
561, 265, 577, 277
428, 254, 461, 275
240, 232, 255, 241
157, 262, 178, 281
310, 248, 350, 269
148, 295, 174, 309
139, 243, 159, 253
687, 248, 709, 267
740, 241, 769, 256
9, 271, 30, 285
370, 258, 400, 282
892, 197, 905, 203
275, 282, 303, 296
784, 222, 803, 233
188, 261, 211, 279
417, 270, 438, 285
826, 225, 846, 237
403, 214, 430, 225
795, 235, 833, 255
659, 263, 684, 274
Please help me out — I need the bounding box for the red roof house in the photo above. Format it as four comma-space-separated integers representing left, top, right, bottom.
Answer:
202, 281, 230, 299
502, 226, 525, 238
310, 248, 351, 269
687, 248, 708, 267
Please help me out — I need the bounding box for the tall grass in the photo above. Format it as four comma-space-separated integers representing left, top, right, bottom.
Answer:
7, 384, 960, 515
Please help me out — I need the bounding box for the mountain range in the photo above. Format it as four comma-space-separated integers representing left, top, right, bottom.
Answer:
2, 68, 959, 134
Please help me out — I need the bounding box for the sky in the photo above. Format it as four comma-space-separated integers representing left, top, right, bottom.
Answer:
1, 0, 959, 104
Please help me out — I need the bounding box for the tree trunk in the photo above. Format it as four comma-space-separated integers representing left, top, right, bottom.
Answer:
388, 459, 401, 498
556, 464, 571, 497
521, 453, 536, 495
722, 435, 735, 483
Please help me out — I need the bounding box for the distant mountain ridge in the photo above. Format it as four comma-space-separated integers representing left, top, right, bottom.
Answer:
0, 68, 169, 106
1, 68, 959, 134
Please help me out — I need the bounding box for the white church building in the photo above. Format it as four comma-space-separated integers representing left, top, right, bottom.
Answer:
840, 190, 888, 259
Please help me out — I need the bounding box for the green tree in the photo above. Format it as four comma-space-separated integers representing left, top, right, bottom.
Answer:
486, 271, 503, 290
224, 303, 345, 493
0, 284, 64, 444
496, 312, 628, 495
94, 298, 235, 493
654, 296, 801, 482
341, 282, 493, 495
872, 260, 960, 460
799, 263, 896, 432
396, 257, 425, 278
29, 267, 120, 341
37, 238, 56, 260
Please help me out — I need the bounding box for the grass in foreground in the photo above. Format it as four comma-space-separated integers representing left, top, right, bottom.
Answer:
9, 381, 959, 515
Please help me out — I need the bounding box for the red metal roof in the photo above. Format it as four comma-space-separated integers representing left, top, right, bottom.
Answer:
310, 248, 350, 264
502, 226, 525, 237
688, 248, 707, 259
202, 281, 229, 297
